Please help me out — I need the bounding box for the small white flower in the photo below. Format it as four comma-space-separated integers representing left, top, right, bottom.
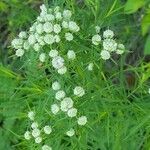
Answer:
19, 31, 27, 39
77, 116, 87, 126
52, 56, 64, 69
73, 86, 85, 97
53, 24, 61, 34
49, 49, 58, 58
116, 43, 125, 55
55, 12, 62, 20
31, 122, 38, 129
28, 111, 35, 120
63, 10, 72, 19
60, 97, 74, 112
44, 34, 54, 44
52, 81, 61, 90
36, 23, 43, 34
103, 29, 114, 39
23, 41, 30, 50
15, 49, 24, 57
87, 63, 94, 71
68, 21, 80, 32
100, 50, 110, 60
92, 34, 101, 45
32, 128, 40, 138
55, 90, 66, 100
35, 136, 42, 143
46, 14, 55, 21
28, 34, 36, 45
24, 131, 31, 140
62, 21, 68, 29
65, 32, 73, 41
57, 66, 67, 74
40, 4, 47, 12
67, 50, 76, 60
43, 125, 52, 134
51, 103, 60, 114
33, 43, 40, 52
54, 35, 61, 43
39, 53, 46, 62
67, 108, 77, 118
103, 39, 117, 52
95, 26, 100, 33
66, 128, 75, 137
42, 145, 52, 150
54, 6, 60, 13
43, 22, 53, 33
11, 38, 23, 49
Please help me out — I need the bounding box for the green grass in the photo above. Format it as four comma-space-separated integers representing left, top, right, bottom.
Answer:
0, 0, 150, 150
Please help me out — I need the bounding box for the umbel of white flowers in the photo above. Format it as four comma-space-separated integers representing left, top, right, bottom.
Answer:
11, 4, 79, 70
92, 28, 125, 60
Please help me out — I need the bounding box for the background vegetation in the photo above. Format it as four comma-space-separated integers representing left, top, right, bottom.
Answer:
0, 0, 150, 149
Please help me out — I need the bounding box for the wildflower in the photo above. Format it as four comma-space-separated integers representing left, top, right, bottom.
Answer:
57, 66, 67, 74
103, 39, 117, 52
43, 22, 53, 33
24, 131, 31, 140
53, 24, 61, 34
116, 43, 125, 54
44, 34, 54, 44
63, 10, 72, 19
55, 12, 62, 20
32, 128, 40, 138
23, 41, 30, 50
77, 116, 87, 126
31, 122, 38, 129
103, 29, 114, 39
28, 34, 36, 45
33, 43, 40, 52
100, 50, 110, 60
62, 21, 68, 29
67, 108, 77, 118
36, 23, 43, 34
52, 81, 61, 91
60, 97, 74, 112
35, 136, 42, 143
39, 53, 46, 62
11, 38, 23, 49
65, 32, 73, 41
19, 31, 27, 39
51, 103, 60, 114
49, 49, 58, 58
46, 14, 55, 21
67, 50, 76, 60
73, 86, 85, 97
15, 49, 24, 57
87, 63, 94, 71
28, 111, 35, 120
55, 90, 66, 100
42, 145, 52, 150
92, 34, 101, 45
54, 35, 61, 43
43, 125, 52, 134
95, 26, 100, 33
68, 21, 79, 32
66, 128, 75, 137
52, 56, 64, 69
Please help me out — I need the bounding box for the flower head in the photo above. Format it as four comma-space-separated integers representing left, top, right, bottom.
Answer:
73, 86, 85, 97
66, 128, 75, 137
77, 116, 87, 126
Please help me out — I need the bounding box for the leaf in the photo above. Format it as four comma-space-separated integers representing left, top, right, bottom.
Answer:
141, 12, 150, 36
124, 0, 145, 14
144, 35, 150, 55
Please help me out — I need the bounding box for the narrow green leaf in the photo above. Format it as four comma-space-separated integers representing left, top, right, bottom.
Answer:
124, 0, 145, 14
141, 12, 150, 36
144, 35, 150, 55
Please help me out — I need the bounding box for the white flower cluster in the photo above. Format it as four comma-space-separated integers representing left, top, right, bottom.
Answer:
92, 28, 125, 60
11, 4, 79, 64
24, 111, 52, 148
51, 81, 87, 136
